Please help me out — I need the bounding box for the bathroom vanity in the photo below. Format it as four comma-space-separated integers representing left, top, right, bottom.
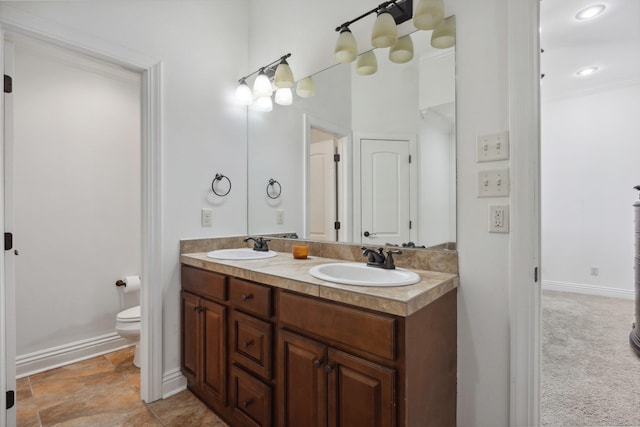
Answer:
180, 237, 458, 427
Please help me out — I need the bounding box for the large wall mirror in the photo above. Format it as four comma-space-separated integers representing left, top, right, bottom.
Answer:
247, 26, 456, 250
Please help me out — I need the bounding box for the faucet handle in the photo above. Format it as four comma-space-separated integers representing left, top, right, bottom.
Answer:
384, 249, 402, 269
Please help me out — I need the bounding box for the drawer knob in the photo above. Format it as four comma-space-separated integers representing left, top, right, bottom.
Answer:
313, 358, 324, 368
242, 339, 254, 348
241, 293, 253, 301
325, 364, 334, 374
241, 399, 253, 409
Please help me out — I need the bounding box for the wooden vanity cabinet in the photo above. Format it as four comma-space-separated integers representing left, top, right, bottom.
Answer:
181, 264, 457, 427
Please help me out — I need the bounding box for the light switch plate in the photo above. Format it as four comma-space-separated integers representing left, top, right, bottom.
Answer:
477, 131, 509, 162
477, 168, 510, 197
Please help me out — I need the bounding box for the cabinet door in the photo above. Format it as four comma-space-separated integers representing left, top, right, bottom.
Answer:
327, 348, 396, 427
278, 330, 327, 427
181, 291, 201, 384
202, 298, 228, 405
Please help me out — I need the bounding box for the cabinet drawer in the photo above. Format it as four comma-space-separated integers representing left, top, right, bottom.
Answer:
231, 365, 272, 427
181, 265, 227, 301
231, 310, 273, 380
230, 278, 272, 318
279, 292, 396, 360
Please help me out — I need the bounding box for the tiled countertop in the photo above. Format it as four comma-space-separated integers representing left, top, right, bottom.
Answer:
180, 251, 458, 317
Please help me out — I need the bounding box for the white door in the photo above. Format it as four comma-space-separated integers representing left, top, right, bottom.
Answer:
309, 138, 336, 241
360, 138, 411, 245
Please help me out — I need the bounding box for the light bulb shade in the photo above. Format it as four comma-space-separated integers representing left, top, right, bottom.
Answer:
389, 35, 414, 64
235, 80, 253, 105
413, 0, 445, 30
296, 77, 315, 98
274, 87, 293, 105
356, 51, 378, 76
371, 11, 398, 48
253, 71, 273, 97
274, 59, 295, 88
253, 95, 273, 112
430, 16, 456, 49
335, 28, 358, 63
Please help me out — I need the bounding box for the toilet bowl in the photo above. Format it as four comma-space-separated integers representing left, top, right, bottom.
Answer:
115, 305, 141, 367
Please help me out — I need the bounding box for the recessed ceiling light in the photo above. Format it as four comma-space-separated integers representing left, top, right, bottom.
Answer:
575, 4, 606, 20
576, 66, 599, 76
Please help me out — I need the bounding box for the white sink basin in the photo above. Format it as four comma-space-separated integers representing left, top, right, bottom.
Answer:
308, 262, 421, 287
206, 248, 277, 260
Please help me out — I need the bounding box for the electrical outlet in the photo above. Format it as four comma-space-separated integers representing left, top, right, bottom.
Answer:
489, 205, 509, 233
201, 208, 213, 227
478, 168, 510, 197
276, 209, 284, 225
477, 131, 510, 162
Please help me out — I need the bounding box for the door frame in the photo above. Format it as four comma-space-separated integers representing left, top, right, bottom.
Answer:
353, 132, 418, 245
0, 16, 164, 419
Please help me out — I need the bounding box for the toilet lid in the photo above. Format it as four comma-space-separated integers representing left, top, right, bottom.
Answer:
117, 305, 140, 322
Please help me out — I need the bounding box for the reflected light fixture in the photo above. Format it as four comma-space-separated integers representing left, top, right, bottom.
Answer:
413, 0, 444, 30
431, 15, 456, 49
356, 50, 378, 76
296, 77, 315, 98
236, 53, 303, 110
575, 4, 606, 20
389, 34, 414, 63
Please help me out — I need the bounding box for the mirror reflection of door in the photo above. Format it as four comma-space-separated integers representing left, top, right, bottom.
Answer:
361, 138, 411, 245
309, 128, 345, 241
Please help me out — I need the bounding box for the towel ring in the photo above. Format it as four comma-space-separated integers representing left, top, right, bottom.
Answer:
212, 173, 231, 197
267, 178, 282, 199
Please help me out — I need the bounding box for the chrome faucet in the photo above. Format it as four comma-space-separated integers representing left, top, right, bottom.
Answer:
244, 236, 271, 252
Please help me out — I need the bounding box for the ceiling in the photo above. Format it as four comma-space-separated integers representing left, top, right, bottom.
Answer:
540, 0, 640, 100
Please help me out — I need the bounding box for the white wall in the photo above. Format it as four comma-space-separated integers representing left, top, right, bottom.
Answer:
13, 36, 141, 356
0, 0, 250, 378
249, 1, 513, 425
542, 82, 640, 297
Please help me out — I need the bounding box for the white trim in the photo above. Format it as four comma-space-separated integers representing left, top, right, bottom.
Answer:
16, 333, 132, 378
161, 368, 187, 399
508, 0, 541, 426
0, 16, 164, 405
542, 280, 634, 300
0, 27, 8, 427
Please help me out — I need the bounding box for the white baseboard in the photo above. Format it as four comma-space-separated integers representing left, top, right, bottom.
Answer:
162, 367, 187, 399
16, 332, 132, 378
542, 280, 635, 300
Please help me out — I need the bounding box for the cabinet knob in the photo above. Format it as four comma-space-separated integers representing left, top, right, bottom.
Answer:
313, 358, 324, 368
242, 339, 254, 348
241, 399, 253, 409
325, 364, 334, 374
241, 293, 253, 302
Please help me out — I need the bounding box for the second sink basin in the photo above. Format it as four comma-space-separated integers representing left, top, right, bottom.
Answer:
206, 248, 277, 260
308, 262, 421, 287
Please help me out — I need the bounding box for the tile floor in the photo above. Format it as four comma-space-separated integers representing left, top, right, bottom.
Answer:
16, 347, 228, 426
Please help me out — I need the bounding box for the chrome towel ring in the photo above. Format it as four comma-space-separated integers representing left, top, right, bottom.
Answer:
267, 178, 282, 199
212, 173, 231, 196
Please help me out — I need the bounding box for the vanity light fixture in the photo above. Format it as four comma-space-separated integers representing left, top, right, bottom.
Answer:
296, 76, 316, 98
333, 0, 412, 64
413, 0, 445, 30
236, 53, 304, 110
356, 50, 378, 76
430, 15, 456, 49
575, 4, 606, 20
576, 66, 599, 76
389, 34, 414, 63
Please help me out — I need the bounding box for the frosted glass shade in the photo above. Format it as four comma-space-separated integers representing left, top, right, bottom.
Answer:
296, 77, 315, 98
253, 96, 273, 112
274, 88, 293, 105
389, 35, 414, 64
335, 28, 358, 63
235, 80, 253, 105
413, 0, 445, 30
253, 71, 273, 97
356, 51, 378, 76
371, 11, 398, 48
431, 16, 456, 49
274, 60, 294, 88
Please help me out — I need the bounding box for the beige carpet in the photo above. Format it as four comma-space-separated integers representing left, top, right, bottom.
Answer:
542, 290, 640, 426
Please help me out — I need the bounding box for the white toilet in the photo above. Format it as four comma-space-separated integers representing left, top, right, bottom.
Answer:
116, 305, 141, 367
